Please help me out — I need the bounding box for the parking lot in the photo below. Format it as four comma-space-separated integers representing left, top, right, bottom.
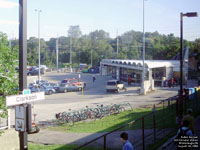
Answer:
10, 71, 178, 125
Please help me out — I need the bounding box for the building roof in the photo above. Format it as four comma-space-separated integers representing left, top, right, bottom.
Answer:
101, 59, 180, 69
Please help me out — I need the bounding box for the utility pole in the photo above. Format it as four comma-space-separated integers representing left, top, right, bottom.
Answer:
91, 50, 93, 67
35, 9, 42, 83
141, 0, 146, 95
117, 30, 119, 58
56, 35, 59, 72
70, 36, 72, 64
19, 0, 28, 149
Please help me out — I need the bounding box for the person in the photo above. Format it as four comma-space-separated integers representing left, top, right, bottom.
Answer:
171, 78, 174, 87
128, 76, 132, 86
120, 132, 133, 150
182, 108, 195, 134
175, 120, 193, 149
92, 75, 96, 83
168, 79, 172, 88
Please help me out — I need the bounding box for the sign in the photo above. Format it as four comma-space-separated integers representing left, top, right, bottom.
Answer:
16, 106, 25, 119
23, 89, 31, 95
6, 92, 45, 107
15, 106, 25, 132
16, 118, 25, 132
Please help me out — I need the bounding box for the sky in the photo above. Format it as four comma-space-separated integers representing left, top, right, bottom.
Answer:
0, 0, 200, 41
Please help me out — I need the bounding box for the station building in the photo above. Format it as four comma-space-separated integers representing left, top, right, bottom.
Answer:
100, 58, 188, 93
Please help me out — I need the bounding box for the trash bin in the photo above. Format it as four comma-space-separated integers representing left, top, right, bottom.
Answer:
183, 88, 189, 98
188, 88, 195, 100
164, 80, 168, 87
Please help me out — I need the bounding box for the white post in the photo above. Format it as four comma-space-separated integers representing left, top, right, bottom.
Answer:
70, 36, 72, 64
7, 109, 11, 129
91, 50, 93, 67
117, 30, 119, 58
35, 9, 42, 82
141, 0, 146, 95
56, 36, 59, 72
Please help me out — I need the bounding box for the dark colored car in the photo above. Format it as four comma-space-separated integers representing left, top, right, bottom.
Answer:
27, 68, 44, 76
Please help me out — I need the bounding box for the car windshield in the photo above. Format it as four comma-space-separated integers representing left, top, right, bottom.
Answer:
107, 82, 116, 85
61, 80, 68, 84
60, 84, 67, 87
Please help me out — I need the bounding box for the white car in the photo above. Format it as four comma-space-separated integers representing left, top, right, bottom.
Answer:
106, 80, 126, 93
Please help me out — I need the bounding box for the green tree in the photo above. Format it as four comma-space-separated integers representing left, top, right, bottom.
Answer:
0, 32, 18, 117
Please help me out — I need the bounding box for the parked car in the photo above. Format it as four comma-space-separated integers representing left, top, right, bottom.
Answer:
36, 80, 48, 84
60, 78, 86, 88
30, 85, 55, 95
41, 82, 59, 92
58, 83, 84, 93
106, 80, 126, 93
27, 68, 44, 76
88, 67, 99, 73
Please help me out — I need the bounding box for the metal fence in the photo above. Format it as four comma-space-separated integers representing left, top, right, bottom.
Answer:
0, 109, 9, 130
73, 91, 200, 150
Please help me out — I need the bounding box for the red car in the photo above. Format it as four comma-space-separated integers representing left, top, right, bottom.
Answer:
60, 78, 86, 88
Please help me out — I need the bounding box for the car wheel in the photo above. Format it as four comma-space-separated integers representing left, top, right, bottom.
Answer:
63, 89, 67, 93
48, 90, 53, 95
84, 83, 86, 89
124, 87, 127, 91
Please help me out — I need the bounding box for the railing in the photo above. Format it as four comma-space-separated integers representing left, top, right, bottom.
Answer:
73, 89, 200, 150
0, 109, 9, 130
73, 95, 180, 150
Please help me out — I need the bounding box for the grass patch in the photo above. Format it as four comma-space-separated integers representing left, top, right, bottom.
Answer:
29, 143, 75, 150
49, 105, 177, 133
29, 143, 120, 150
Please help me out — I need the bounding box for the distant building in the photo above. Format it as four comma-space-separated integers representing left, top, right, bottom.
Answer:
100, 59, 183, 87
100, 48, 189, 90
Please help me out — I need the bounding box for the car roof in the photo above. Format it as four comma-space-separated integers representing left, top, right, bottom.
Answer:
63, 78, 76, 81
107, 80, 119, 82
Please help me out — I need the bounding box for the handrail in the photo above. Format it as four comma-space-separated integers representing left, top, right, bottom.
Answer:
73, 95, 179, 150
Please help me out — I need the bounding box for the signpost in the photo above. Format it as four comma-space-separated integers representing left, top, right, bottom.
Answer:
6, 92, 44, 150
6, 92, 45, 107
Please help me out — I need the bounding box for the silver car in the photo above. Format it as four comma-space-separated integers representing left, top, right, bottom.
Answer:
58, 83, 83, 93
30, 85, 55, 95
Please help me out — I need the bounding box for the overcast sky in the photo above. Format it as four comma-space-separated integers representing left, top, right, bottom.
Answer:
0, 0, 200, 41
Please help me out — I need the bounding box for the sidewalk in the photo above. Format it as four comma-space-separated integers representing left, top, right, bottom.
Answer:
158, 115, 200, 150
28, 128, 157, 149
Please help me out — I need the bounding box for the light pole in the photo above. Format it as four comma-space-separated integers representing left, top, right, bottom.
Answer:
180, 12, 198, 98
35, 9, 42, 83
56, 35, 59, 72
141, 0, 146, 94
117, 29, 119, 58
91, 49, 93, 67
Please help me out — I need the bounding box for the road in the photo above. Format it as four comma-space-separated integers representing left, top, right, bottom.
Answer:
10, 71, 178, 125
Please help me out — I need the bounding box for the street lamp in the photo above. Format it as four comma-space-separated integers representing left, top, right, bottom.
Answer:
141, 0, 147, 95
35, 9, 42, 83
56, 35, 59, 72
180, 12, 198, 98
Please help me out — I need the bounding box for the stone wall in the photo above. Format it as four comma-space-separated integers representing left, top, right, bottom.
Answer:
0, 129, 19, 150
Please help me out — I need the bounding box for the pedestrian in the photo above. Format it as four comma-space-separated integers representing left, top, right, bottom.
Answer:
92, 75, 96, 83
171, 78, 174, 87
175, 120, 193, 148
182, 108, 195, 134
128, 76, 132, 86
120, 132, 133, 150
168, 79, 172, 88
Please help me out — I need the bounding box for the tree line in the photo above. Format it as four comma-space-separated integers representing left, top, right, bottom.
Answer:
9, 25, 200, 68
